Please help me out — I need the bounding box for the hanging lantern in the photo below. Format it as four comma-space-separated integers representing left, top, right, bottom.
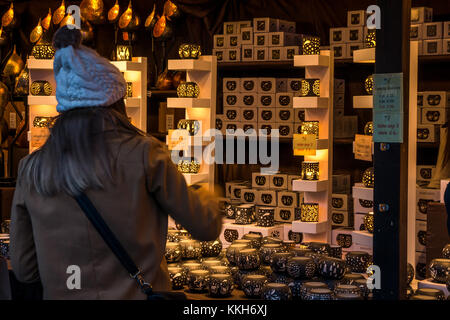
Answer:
14, 65, 29, 96
0, 26, 8, 47
300, 121, 319, 138
0, 82, 9, 110
30, 18, 44, 44
32, 29, 56, 60
108, 0, 121, 24
60, 13, 76, 28
118, 0, 140, 31
3, 45, 24, 78
364, 121, 373, 136
300, 79, 320, 97
163, 0, 181, 21
364, 75, 374, 95
362, 167, 374, 188
42, 9, 52, 30
301, 161, 319, 181
365, 30, 376, 48
144, 4, 157, 31
53, 0, 66, 25
153, 15, 173, 39
300, 203, 319, 222
2, 3, 19, 29
80, 0, 106, 24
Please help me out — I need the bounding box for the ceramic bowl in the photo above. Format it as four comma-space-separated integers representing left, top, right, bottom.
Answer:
270, 252, 294, 273
187, 269, 210, 292
235, 204, 256, 225
208, 274, 234, 297
167, 266, 186, 290
328, 244, 343, 259
345, 251, 372, 273
334, 284, 361, 296
261, 283, 292, 301
260, 243, 284, 265
243, 233, 263, 249
200, 240, 223, 257
201, 259, 222, 271
291, 247, 313, 257
304, 288, 334, 300
429, 258, 450, 283
261, 236, 283, 246
306, 242, 330, 255
209, 265, 231, 275
236, 248, 261, 270
318, 257, 347, 280
299, 281, 328, 300
286, 256, 316, 279
242, 274, 268, 298
340, 273, 365, 285
226, 243, 250, 265
179, 240, 202, 260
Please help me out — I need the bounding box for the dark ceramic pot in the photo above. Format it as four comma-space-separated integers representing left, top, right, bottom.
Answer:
167, 266, 186, 290
236, 248, 261, 270
208, 274, 234, 297
261, 283, 292, 301
318, 257, 347, 280
226, 243, 250, 265
429, 258, 450, 283
299, 281, 328, 300
187, 269, 210, 292
165, 242, 182, 263
286, 257, 316, 279
270, 252, 294, 273
345, 251, 372, 273
260, 243, 284, 265
416, 288, 445, 300
242, 274, 268, 298
304, 288, 334, 300
243, 233, 263, 249
200, 240, 223, 257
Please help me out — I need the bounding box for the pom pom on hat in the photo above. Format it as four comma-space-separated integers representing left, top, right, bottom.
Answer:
52, 27, 127, 113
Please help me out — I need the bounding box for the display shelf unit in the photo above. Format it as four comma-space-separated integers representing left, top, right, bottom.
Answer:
353, 48, 375, 64
167, 55, 217, 191
291, 52, 333, 242
353, 95, 373, 109
27, 57, 147, 153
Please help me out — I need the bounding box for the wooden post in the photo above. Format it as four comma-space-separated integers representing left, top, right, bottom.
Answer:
373, 0, 410, 300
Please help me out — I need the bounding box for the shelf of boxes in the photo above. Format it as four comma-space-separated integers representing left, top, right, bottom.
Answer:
27, 57, 148, 153
167, 55, 217, 191
352, 95, 373, 108
291, 50, 334, 242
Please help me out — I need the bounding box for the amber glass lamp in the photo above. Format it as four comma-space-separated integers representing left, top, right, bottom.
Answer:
301, 161, 319, 181
300, 203, 319, 222
177, 82, 200, 98
300, 121, 319, 138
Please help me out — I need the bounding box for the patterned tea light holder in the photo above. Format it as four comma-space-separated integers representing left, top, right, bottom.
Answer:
187, 269, 210, 292
181, 262, 202, 276
286, 256, 316, 279
209, 265, 231, 275
416, 288, 446, 300
200, 239, 222, 257
201, 260, 222, 271
262, 283, 292, 301
177, 119, 201, 136
300, 121, 319, 138
340, 273, 365, 286
224, 200, 240, 219
236, 248, 261, 270
1, 220, 10, 234
261, 236, 283, 246
429, 259, 450, 283
318, 257, 346, 280
256, 207, 275, 227
300, 203, 319, 222
270, 272, 293, 285
365, 29, 376, 48
208, 274, 234, 297
177, 82, 200, 98
282, 240, 296, 251
291, 247, 313, 257
304, 288, 334, 300
300, 79, 320, 97
328, 245, 343, 259
177, 158, 200, 174
126, 82, 133, 98
179, 239, 202, 260
442, 244, 450, 259
301, 161, 319, 181
270, 252, 294, 273
178, 44, 202, 59
346, 251, 372, 273
307, 242, 330, 255
362, 167, 374, 188
30, 80, 52, 96
259, 243, 284, 265
243, 233, 263, 249
364, 121, 373, 135
334, 284, 362, 297
226, 243, 250, 265
365, 75, 374, 95
242, 274, 268, 298
364, 212, 374, 233
0, 235, 9, 259
299, 281, 328, 300
300, 36, 320, 55
165, 242, 182, 263
168, 266, 186, 290
235, 204, 255, 225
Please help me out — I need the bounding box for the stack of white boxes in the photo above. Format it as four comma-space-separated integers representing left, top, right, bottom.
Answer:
410, 6, 450, 56
219, 173, 305, 247
349, 182, 374, 255
333, 78, 358, 139
417, 91, 448, 144
217, 77, 306, 138
330, 10, 367, 59
417, 165, 436, 187
212, 18, 300, 62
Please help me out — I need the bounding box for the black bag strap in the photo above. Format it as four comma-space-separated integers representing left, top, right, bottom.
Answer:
74, 192, 154, 297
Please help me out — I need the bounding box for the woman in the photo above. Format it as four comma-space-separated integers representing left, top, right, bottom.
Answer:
10, 26, 222, 299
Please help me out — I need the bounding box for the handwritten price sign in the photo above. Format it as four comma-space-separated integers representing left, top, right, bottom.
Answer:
354, 134, 373, 161
293, 134, 317, 156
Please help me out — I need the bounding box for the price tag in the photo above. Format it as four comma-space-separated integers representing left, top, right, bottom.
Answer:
354, 134, 373, 161
293, 134, 317, 156
167, 129, 188, 150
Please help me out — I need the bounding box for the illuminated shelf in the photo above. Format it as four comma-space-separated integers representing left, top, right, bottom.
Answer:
292, 179, 328, 192
353, 95, 373, 109
292, 220, 329, 234
352, 183, 374, 201
168, 58, 212, 71
28, 95, 57, 105
183, 173, 209, 185
27, 57, 54, 69
124, 97, 141, 108
293, 97, 329, 109
353, 48, 375, 63
167, 98, 210, 108
294, 54, 329, 67
166, 136, 211, 149
417, 279, 449, 297
110, 60, 145, 72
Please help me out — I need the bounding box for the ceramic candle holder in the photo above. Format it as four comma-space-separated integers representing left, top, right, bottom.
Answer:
307, 242, 330, 255
30, 80, 52, 96
177, 81, 200, 98
286, 256, 316, 279
200, 240, 223, 257
299, 281, 328, 300
362, 167, 375, 188
262, 236, 283, 246
354, 279, 371, 299
364, 75, 374, 94
300, 203, 319, 223
233, 239, 252, 246
258, 265, 273, 279
235, 269, 261, 289
346, 251, 372, 273
0, 220, 10, 234
209, 265, 231, 275
341, 273, 365, 285
364, 212, 374, 233
167, 229, 181, 242
283, 240, 296, 251
242, 274, 268, 298
165, 242, 182, 263
0, 236, 9, 260
208, 274, 234, 297
226, 243, 250, 265
429, 258, 450, 283
300, 121, 319, 138
318, 257, 347, 280
256, 207, 275, 227
365, 30, 376, 48
442, 244, 450, 259
300, 36, 320, 55
181, 262, 202, 276
243, 233, 263, 249
300, 79, 320, 97
416, 288, 446, 300
225, 201, 240, 219
235, 204, 256, 225
179, 240, 202, 260
334, 284, 362, 297
236, 248, 261, 270
260, 243, 284, 265
304, 288, 334, 300
178, 44, 202, 59
270, 252, 294, 273
167, 266, 186, 290
291, 247, 313, 257
364, 121, 373, 135
261, 283, 292, 301
335, 293, 364, 300
329, 245, 343, 259
301, 161, 319, 181
177, 119, 200, 136
270, 272, 294, 285
201, 260, 222, 271
187, 269, 210, 292
177, 159, 200, 174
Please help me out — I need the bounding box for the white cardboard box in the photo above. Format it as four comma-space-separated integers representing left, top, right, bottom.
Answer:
276, 78, 288, 92
224, 21, 238, 35
354, 198, 373, 214
254, 33, 269, 47
334, 93, 345, 108
223, 78, 240, 93
240, 27, 254, 45
283, 223, 303, 243
334, 79, 345, 94
269, 47, 283, 61
346, 42, 363, 58
416, 187, 440, 220
224, 48, 241, 62
220, 223, 245, 247
352, 230, 373, 247
257, 78, 276, 94
225, 181, 248, 198
331, 228, 355, 251
223, 106, 242, 122
411, 7, 433, 24
275, 207, 296, 222
277, 191, 300, 208
275, 108, 294, 122
240, 188, 258, 204
242, 223, 284, 239
331, 44, 347, 59
330, 27, 348, 44
258, 108, 275, 123
440, 179, 450, 203
421, 108, 449, 125
252, 172, 270, 189
282, 46, 299, 60
241, 45, 254, 61
423, 22, 443, 39
417, 124, 437, 143
241, 106, 258, 122
287, 175, 301, 191
443, 22, 450, 39
353, 183, 374, 201
240, 93, 258, 108
276, 93, 294, 108
347, 10, 366, 27
269, 173, 288, 190
223, 93, 240, 107
240, 78, 258, 93
331, 210, 354, 228
415, 220, 427, 252
347, 26, 364, 42
253, 17, 279, 33
256, 189, 277, 206
443, 39, 450, 55
258, 93, 276, 108
423, 91, 450, 108
254, 47, 268, 61
213, 34, 226, 48
287, 78, 303, 93
354, 213, 366, 231
278, 20, 296, 33
353, 243, 373, 255
212, 49, 225, 62
331, 193, 353, 211
417, 165, 435, 181
410, 24, 423, 40
423, 39, 443, 56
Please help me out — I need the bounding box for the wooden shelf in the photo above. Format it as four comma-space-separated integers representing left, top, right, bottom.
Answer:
183, 173, 209, 185
167, 98, 210, 108
353, 48, 375, 63
28, 95, 57, 105
218, 61, 293, 70
27, 57, 54, 69
353, 183, 374, 201
292, 220, 329, 234
168, 59, 211, 71
110, 60, 145, 72
147, 90, 177, 98
334, 138, 354, 145
294, 55, 329, 67
293, 97, 329, 109
353, 95, 373, 109
292, 179, 328, 192
166, 135, 211, 149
